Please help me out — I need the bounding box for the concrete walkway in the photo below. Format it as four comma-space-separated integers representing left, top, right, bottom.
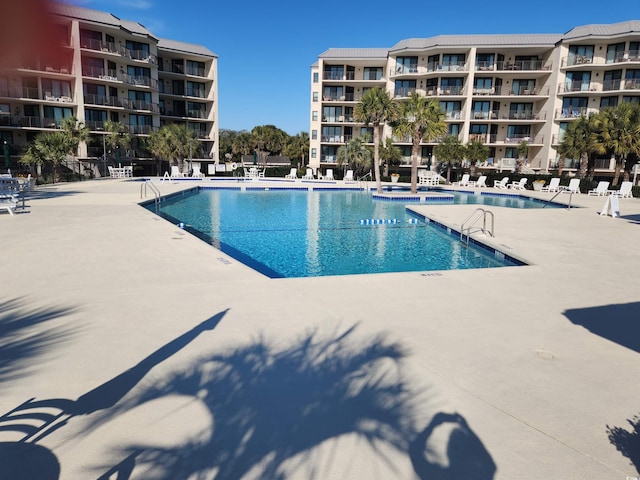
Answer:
1, 178, 639, 479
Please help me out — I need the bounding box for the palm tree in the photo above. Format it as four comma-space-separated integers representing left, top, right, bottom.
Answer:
392, 93, 447, 193
232, 131, 254, 160
102, 120, 132, 165
147, 124, 200, 173
593, 103, 640, 186
283, 131, 309, 169
516, 140, 529, 173
354, 87, 399, 193
379, 137, 402, 176
60, 116, 89, 176
557, 114, 601, 180
465, 140, 490, 176
251, 125, 288, 165
20, 132, 72, 183
434, 135, 465, 182
336, 136, 373, 177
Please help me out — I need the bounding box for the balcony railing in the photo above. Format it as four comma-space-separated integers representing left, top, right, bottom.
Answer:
2, 86, 41, 99
394, 64, 419, 75
475, 62, 495, 71
437, 85, 464, 95
323, 71, 344, 80
445, 110, 462, 120
555, 107, 594, 118
43, 93, 74, 103
602, 79, 622, 91
624, 79, 640, 90
394, 87, 416, 98
558, 81, 594, 93
187, 109, 207, 119
84, 94, 122, 107
186, 66, 206, 76
504, 135, 542, 144
127, 124, 155, 135
496, 60, 548, 71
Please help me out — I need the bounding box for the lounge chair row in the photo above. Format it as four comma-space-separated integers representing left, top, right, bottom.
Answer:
286, 168, 355, 181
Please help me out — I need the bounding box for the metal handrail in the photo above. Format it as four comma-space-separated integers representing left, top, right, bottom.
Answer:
542, 188, 574, 209
140, 179, 161, 210
460, 208, 494, 245
357, 171, 372, 190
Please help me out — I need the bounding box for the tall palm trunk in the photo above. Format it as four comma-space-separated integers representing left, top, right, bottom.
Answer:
579, 152, 588, 178
612, 157, 623, 187
373, 122, 382, 193
410, 129, 420, 194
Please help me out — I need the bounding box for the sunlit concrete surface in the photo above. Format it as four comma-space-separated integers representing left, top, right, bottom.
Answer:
1, 177, 639, 479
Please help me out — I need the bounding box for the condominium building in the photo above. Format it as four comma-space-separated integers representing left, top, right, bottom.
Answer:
0, 3, 218, 176
309, 21, 640, 176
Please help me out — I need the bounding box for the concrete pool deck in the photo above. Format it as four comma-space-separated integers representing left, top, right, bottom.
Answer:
2, 177, 640, 479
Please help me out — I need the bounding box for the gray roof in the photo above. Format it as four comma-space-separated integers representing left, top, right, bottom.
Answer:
562, 20, 640, 41
390, 34, 562, 52
158, 38, 217, 58
51, 3, 156, 39
318, 48, 389, 59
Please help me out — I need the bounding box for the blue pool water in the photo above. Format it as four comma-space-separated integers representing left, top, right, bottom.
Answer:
149, 188, 536, 278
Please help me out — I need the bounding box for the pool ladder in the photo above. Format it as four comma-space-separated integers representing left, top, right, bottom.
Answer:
460, 208, 494, 246
140, 179, 161, 210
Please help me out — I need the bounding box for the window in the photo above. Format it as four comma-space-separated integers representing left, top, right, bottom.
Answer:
448, 124, 460, 136
396, 56, 418, 73
85, 109, 106, 122
439, 101, 461, 119
127, 66, 151, 78
506, 125, 531, 139
79, 29, 101, 48
81, 56, 104, 76
321, 126, 341, 142
603, 70, 622, 90
187, 102, 206, 118
394, 80, 416, 97
476, 53, 494, 70
606, 42, 626, 63
442, 54, 465, 70
172, 59, 184, 74
187, 60, 205, 76
311, 148, 317, 158
474, 78, 492, 91
322, 106, 342, 122
172, 80, 185, 95
42, 79, 72, 99
568, 45, 594, 64
126, 40, 150, 59
129, 90, 151, 102
312, 111, 318, 121
322, 86, 343, 100
312, 130, 317, 140
313, 92, 318, 102
512, 79, 536, 94
361, 127, 373, 140
630, 43, 640, 60
625, 69, 640, 90
600, 96, 619, 108
43, 106, 72, 125
363, 67, 382, 80
509, 102, 533, 119
187, 81, 205, 98
323, 65, 343, 80
472, 101, 490, 119
129, 114, 152, 133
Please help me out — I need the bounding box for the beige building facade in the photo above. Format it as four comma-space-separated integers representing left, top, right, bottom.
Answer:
309, 21, 640, 177
0, 3, 218, 177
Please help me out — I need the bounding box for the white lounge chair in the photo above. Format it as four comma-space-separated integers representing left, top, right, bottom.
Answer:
494, 177, 509, 188
610, 181, 633, 198
453, 173, 470, 187
0, 195, 17, 215
418, 170, 439, 186
468, 175, 487, 188
303, 168, 314, 180
588, 181, 610, 196
191, 165, 205, 178
322, 169, 334, 180
285, 168, 297, 179
507, 178, 528, 190
541, 177, 560, 192
170, 165, 184, 178
344, 170, 354, 182
561, 178, 581, 194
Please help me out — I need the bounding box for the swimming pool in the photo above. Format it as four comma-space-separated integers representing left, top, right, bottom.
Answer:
150, 188, 530, 278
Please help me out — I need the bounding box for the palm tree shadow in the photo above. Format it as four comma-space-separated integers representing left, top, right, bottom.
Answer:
0, 297, 77, 384
607, 414, 640, 474
106, 324, 418, 480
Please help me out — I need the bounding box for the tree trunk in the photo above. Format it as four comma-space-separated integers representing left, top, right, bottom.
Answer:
579, 152, 588, 178
373, 124, 382, 193
410, 135, 420, 194
611, 158, 622, 187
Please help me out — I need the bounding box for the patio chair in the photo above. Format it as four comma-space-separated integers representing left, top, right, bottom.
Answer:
541, 177, 560, 192
468, 175, 487, 188
170, 165, 184, 178
322, 169, 334, 180
285, 168, 297, 179
302, 168, 314, 180
493, 177, 509, 188
610, 181, 633, 198
507, 178, 528, 190
588, 181, 610, 196
561, 178, 581, 194
344, 170, 354, 182
452, 173, 470, 187
191, 165, 205, 178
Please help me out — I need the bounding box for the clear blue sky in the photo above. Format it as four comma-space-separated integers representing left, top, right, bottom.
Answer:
65, 0, 639, 135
